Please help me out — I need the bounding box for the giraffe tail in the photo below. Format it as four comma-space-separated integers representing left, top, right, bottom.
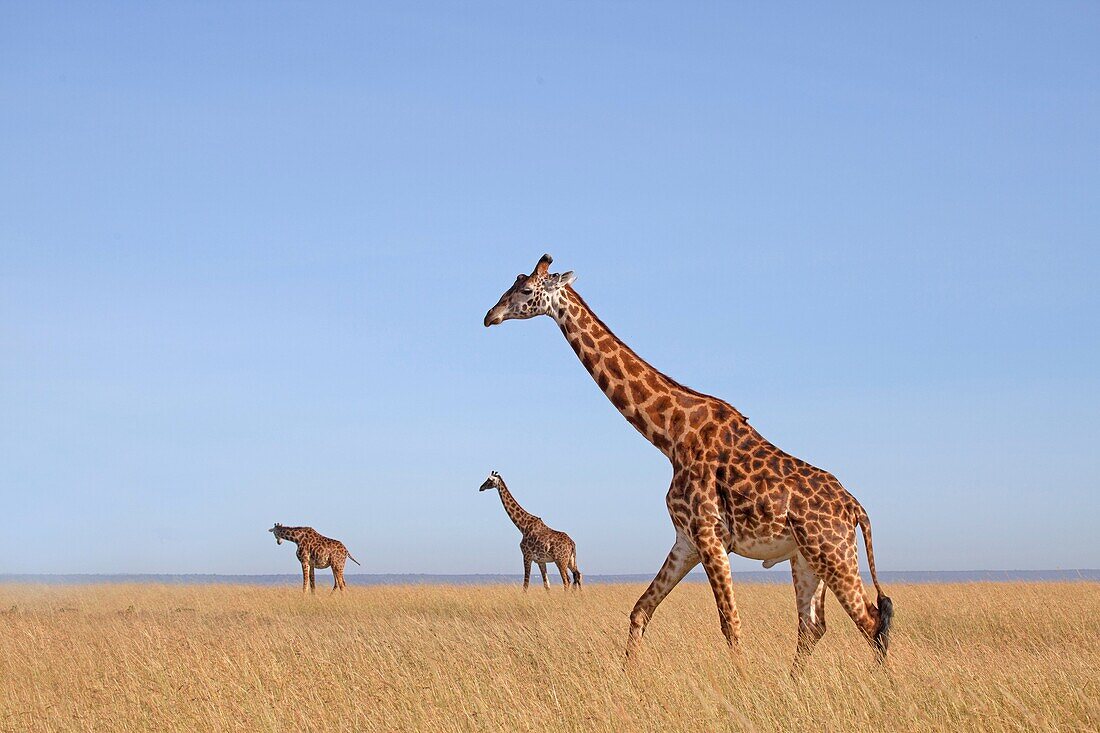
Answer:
347, 553, 362, 566
856, 506, 893, 657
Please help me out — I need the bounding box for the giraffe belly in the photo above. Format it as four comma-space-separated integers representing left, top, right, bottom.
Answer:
727, 531, 797, 563
529, 547, 556, 563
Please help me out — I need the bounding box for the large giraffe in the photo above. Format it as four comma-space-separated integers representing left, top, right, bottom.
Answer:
480, 471, 582, 591
484, 255, 893, 666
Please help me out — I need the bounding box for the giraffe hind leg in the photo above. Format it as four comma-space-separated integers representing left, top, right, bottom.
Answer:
795, 521, 886, 660
790, 552, 827, 673
538, 562, 550, 591
555, 560, 571, 591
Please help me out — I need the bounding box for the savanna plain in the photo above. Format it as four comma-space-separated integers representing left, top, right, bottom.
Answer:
1, 582, 1096, 732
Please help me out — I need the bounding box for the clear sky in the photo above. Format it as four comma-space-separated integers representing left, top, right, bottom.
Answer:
2, 3, 1097, 575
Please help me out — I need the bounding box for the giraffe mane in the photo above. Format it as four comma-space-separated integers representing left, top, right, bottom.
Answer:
564, 285, 748, 423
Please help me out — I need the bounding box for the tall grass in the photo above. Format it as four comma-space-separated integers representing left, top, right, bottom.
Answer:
1, 582, 1096, 732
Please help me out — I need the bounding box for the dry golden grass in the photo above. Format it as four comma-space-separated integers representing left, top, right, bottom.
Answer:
1, 581, 1097, 732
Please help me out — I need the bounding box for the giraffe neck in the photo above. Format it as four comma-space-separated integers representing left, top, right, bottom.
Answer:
279, 527, 310, 544
551, 286, 743, 457
496, 481, 540, 533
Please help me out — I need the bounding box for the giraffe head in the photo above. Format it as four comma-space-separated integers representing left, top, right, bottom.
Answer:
479, 470, 505, 492
269, 523, 288, 545
483, 254, 575, 327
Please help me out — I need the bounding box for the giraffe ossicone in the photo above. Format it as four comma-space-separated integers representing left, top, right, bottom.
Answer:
485, 254, 894, 667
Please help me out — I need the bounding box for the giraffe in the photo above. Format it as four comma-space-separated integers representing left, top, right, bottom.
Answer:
269, 523, 361, 594
484, 254, 893, 667
480, 471, 582, 592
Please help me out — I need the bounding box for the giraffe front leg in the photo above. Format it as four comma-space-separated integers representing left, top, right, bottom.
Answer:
538, 562, 550, 591
627, 533, 700, 659
695, 523, 742, 653
522, 555, 532, 592
301, 563, 309, 595
308, 565, 316, 595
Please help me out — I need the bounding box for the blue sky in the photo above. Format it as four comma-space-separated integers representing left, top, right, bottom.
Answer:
2, 3, 1097, 574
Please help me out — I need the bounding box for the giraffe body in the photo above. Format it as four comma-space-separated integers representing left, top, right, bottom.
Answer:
485, 255, 893, 666
480, 471, 582, 591
269, 524, 361, 593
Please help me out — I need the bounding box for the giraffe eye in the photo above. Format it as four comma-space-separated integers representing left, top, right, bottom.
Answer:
520, 288, 533, 295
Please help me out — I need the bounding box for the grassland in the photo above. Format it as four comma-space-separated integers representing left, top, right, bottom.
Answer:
1, 581, 1096, 732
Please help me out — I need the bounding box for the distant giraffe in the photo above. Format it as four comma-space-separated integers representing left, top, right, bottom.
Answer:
480, 471, 582, 591
269, 524, 361, 594
484, 255, 893, 667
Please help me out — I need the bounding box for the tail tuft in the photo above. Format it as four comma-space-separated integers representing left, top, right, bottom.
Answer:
874, 594, 894, 658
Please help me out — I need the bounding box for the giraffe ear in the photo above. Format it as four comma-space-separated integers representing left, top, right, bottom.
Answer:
534, 254, 553, 276
545, 271, 574, 289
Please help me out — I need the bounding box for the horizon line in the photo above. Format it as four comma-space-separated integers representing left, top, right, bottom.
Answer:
3, 569, 1097, 586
